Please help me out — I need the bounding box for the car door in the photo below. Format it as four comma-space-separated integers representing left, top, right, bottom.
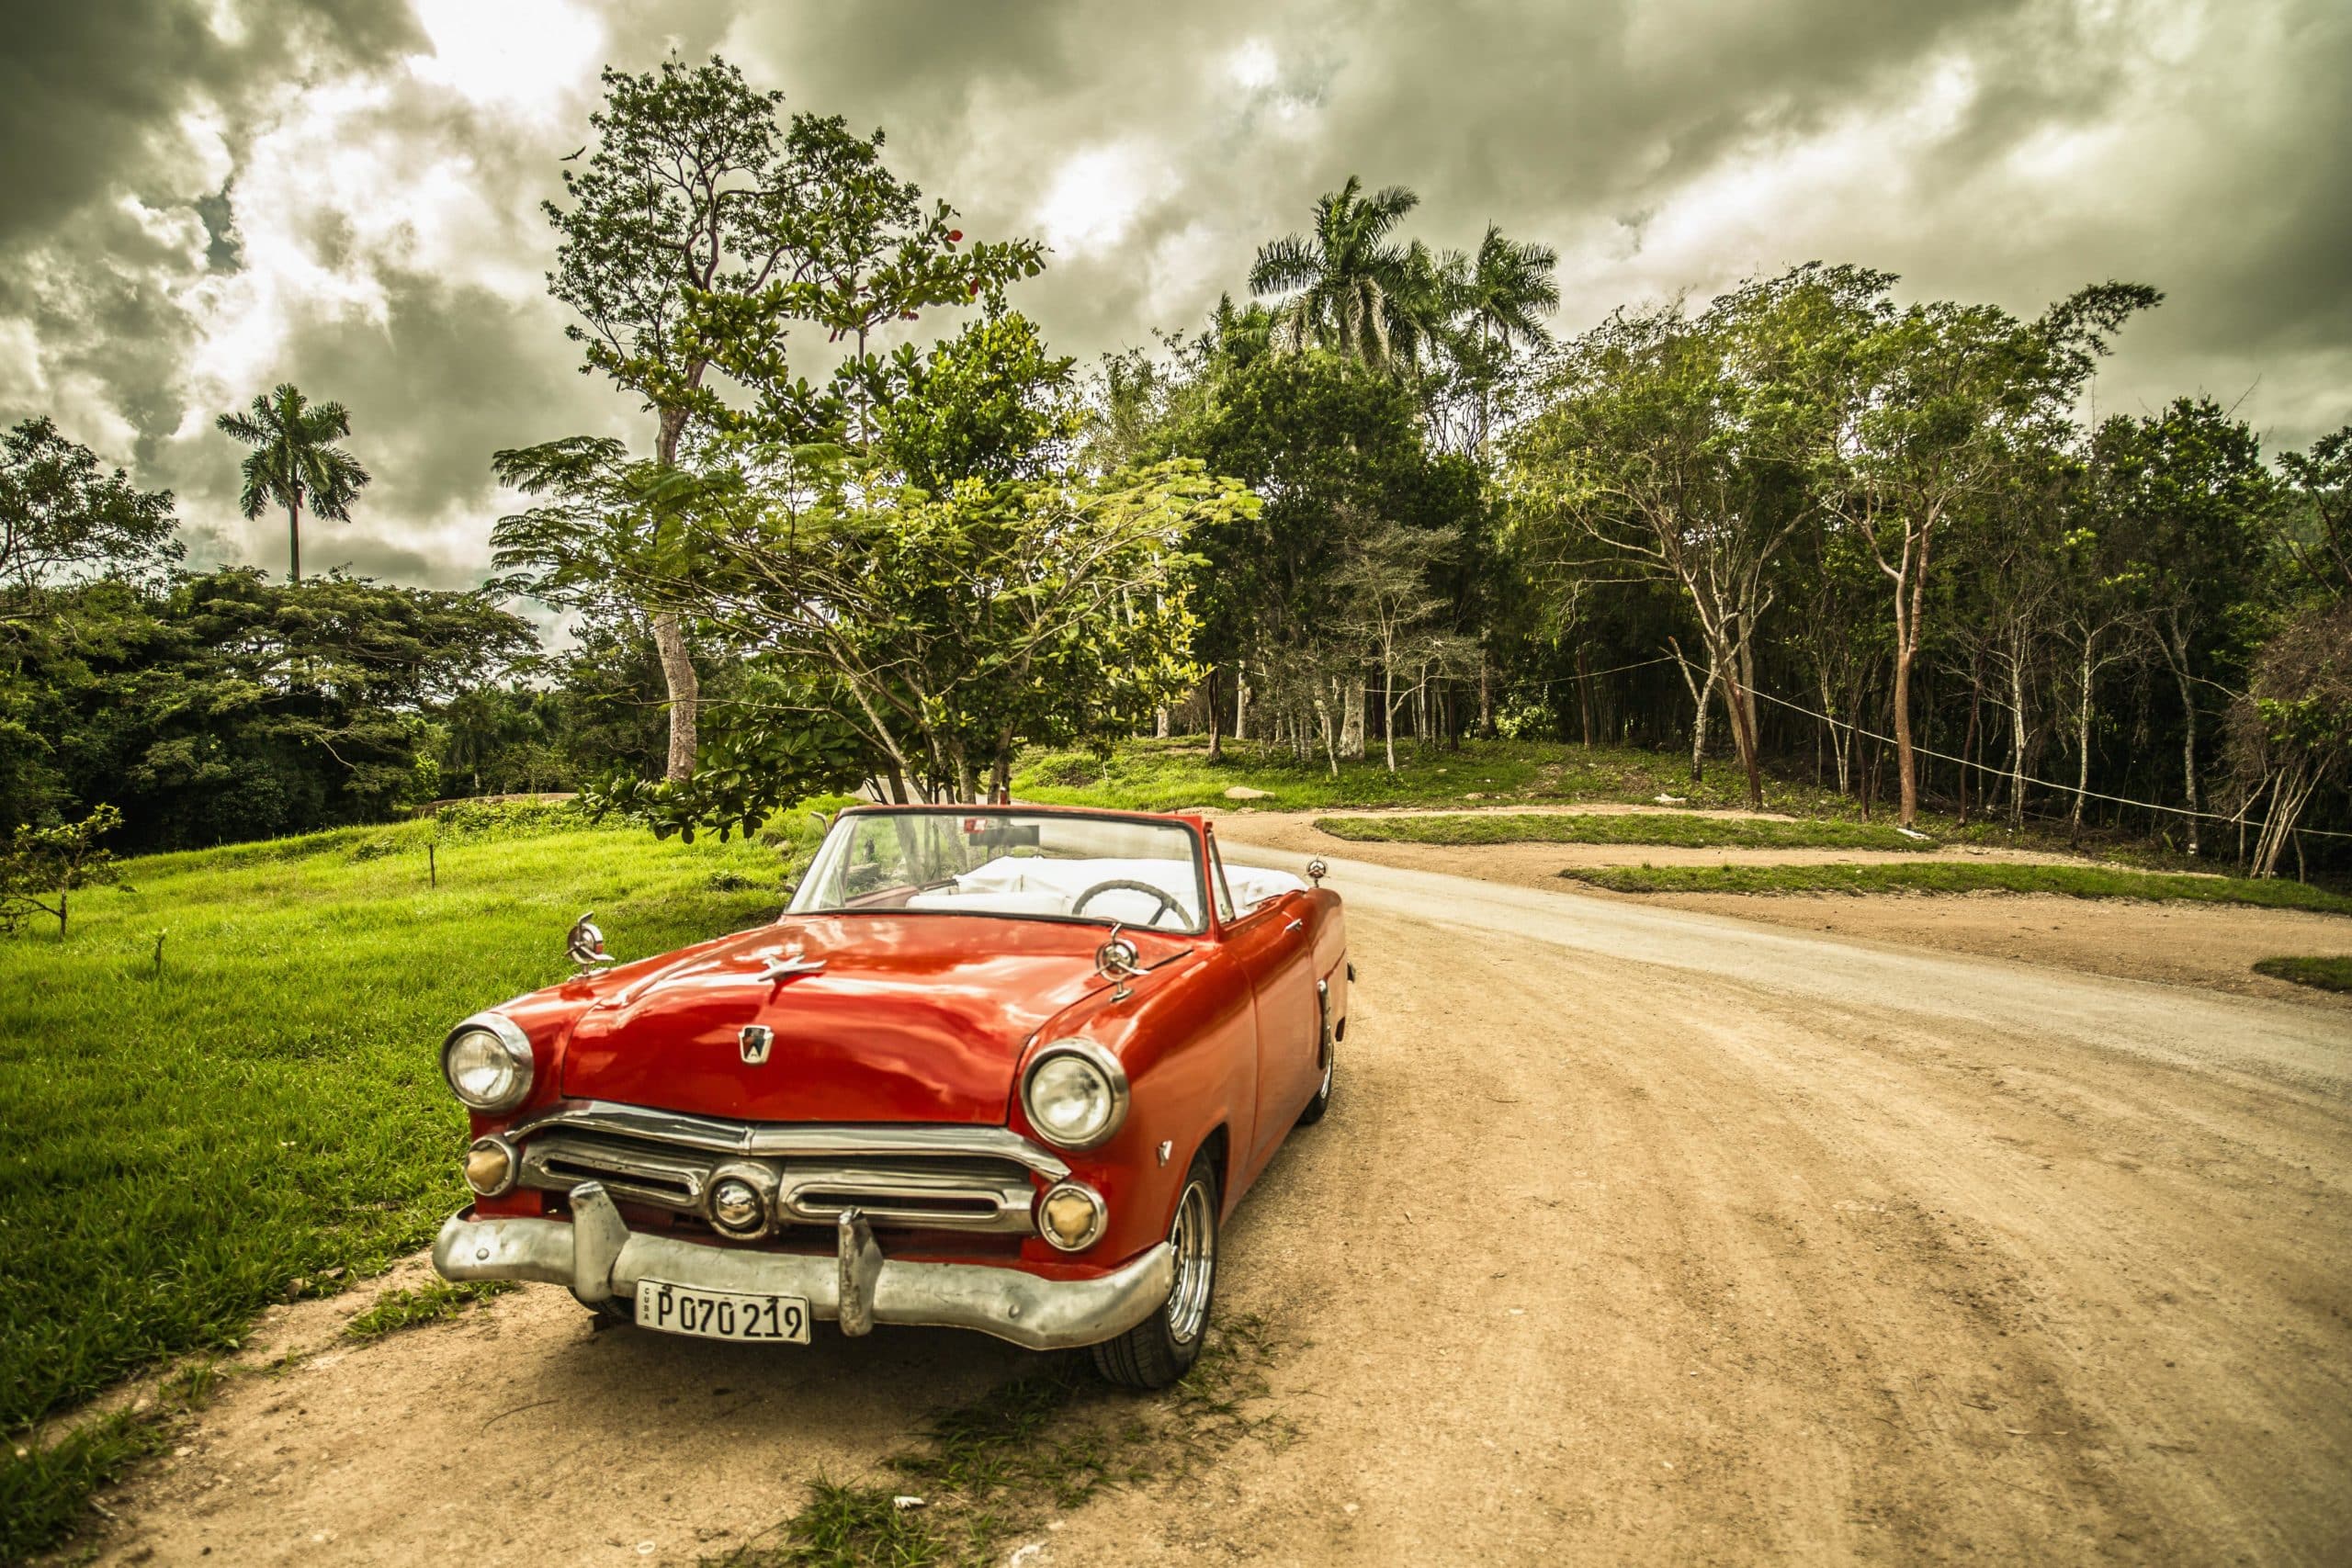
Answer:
1217, 854, 1322, 1169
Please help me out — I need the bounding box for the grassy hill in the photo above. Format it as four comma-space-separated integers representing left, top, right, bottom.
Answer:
0, 803, 828, 1557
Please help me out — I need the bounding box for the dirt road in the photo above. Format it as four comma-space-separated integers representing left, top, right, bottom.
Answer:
74, 851, 2352, 1565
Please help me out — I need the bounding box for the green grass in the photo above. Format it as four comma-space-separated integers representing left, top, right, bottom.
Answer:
1012, 736, 1865, 817
1314, 810, 1935, 852
714, 1314, 1283, 1567
0, 800, 838, 1559
343, 1280, 515, 1341
1559, 861, 2352, 913
2253, 955, 2352, 992
0, 1361, 220, 1563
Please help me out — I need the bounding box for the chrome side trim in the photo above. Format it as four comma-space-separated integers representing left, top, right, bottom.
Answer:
508, 1101, 1073, 1182
432, 1199, 1176, 1353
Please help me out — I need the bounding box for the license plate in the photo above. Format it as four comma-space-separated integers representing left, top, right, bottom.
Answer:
635, 1280, 810, 1343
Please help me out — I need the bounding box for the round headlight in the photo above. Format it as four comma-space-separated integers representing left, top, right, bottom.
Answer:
1022, 1041, 1129, 1151
440, 1014, 534, 1112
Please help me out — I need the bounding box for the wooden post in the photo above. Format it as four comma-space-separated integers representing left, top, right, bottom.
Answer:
429, 842, 437, 887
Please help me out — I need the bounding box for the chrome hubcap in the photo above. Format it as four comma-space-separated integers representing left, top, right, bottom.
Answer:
1165, 1178, 1215, 1345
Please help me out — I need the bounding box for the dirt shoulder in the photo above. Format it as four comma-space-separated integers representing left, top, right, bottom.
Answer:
1208, 809, 2352, 1008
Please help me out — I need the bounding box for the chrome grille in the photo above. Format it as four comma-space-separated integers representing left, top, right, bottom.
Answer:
513, 1116, 1042, 1235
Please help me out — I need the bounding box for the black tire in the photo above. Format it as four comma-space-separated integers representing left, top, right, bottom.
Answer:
1295, 1040, 1335, 1125
583, 1294, 638, 1329
1091, 1151, 1219, 1390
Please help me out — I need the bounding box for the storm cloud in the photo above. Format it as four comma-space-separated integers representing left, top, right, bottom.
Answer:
2, 0, 2346, 588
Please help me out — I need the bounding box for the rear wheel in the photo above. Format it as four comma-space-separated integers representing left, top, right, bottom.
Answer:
1091, 1152, 1218, 1389
1295, 1042, 1335, 1125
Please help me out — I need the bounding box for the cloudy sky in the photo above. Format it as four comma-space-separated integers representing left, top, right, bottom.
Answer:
4, 0, 2346, 591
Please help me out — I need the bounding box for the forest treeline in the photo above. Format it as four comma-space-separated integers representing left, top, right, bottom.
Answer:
3, 55, 2345, 878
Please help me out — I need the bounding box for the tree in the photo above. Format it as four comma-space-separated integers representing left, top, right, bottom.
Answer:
1510, 267, 1867, 807
1336, 517, 1465, 773
2098, 397, 2269, 854
541, 54, 1043, 782
0, 804, 126, 937
0, 418, 180, 609
1810, 280, 2158, 828
1249, 177, 1429, 369
215, 384, 370, 584
1442, 224, 1559, 452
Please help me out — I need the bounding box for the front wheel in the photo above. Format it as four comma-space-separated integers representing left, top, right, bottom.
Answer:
1091, 1152, 1218, 1389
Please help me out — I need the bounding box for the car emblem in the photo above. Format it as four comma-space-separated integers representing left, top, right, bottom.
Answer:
739, 1025, 775, 1065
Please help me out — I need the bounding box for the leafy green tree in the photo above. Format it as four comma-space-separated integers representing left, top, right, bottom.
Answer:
0, 418, 181, 610
1250, 177, 1430, 369
1441, 224, 1559, 451
1808, 280, 2158, 827
214, 384, 371, 583
1511, 266, 1868, 806
0, 804, 126, 937
2094, 397, 2270, 854
541, 54, 1043, 781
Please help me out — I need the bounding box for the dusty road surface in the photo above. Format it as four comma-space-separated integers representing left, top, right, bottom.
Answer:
72, 851, 2352, 1566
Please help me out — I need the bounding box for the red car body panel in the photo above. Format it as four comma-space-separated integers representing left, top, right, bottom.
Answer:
460, 807, 1348, 1282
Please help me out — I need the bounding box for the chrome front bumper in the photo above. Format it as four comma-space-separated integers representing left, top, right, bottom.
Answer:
432, 1181, 1174, 1352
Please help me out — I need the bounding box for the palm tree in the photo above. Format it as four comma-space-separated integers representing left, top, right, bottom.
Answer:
1453, 224, 1560, 356
1446, 224, 1559, 448
1249, 177, 1425, 369
216, 383, 371, 582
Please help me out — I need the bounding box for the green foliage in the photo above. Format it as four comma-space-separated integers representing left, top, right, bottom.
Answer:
0, 803, 128, 935
584, 669, 874, 841
1561, 860, 2352, 912
2251, 955, 2352, 992
1, 569, 536, 852
0, 416, 181, 599
1316, 810, 1933, 852
343, 1279, 514, 1340
546, 53, 1045, 455
214, 383, 371, 583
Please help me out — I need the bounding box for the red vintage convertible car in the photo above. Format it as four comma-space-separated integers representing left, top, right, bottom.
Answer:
432, 804, 1347, 1386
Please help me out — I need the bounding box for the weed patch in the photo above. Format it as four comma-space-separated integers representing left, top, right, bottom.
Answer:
1561, 862, 2352, 913
1317, 811, 1932, 852
344, 1280, 515, 1341
713, 1314, 1289, 1567
2253, 955, 2352, 992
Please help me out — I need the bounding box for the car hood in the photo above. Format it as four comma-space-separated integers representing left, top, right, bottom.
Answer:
557, 913, 1182, 1125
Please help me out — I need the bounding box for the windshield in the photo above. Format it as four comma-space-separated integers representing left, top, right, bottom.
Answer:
788, 810, 1210, 934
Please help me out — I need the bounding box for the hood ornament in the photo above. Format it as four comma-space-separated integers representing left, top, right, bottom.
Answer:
1095, 923, 1143, 1002
1306, 857, 1328, 887
566, 912, 614, 976
754, 943, 827, 985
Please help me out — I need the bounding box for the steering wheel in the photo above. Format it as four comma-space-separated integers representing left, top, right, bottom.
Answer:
1072, 878, 1186, 930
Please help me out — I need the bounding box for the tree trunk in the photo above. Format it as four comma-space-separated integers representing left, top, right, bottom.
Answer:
2007, 649, 2029, 831
1892, 644, 1920, 829
1206, 668, 1225, 761
287, 498, 303, 584
1576, 644, 1594, 750
1341, 679, 1365, 760
1155, 705, 1170, 740
651, 611, 699, 783
1233, 665, 1250, 742
1382, 651, 1398, 774
2168, 643, 2201, 856
1477, 654, 1492, 736
1670, 637, 1714, 784
1314, 692, 1340, 779
651, 408, 698, 782
2069, 637, 2095, 844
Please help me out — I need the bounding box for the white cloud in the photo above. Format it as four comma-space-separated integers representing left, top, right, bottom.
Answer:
406, 0, 605, 118
1035, 142, 1170, 256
